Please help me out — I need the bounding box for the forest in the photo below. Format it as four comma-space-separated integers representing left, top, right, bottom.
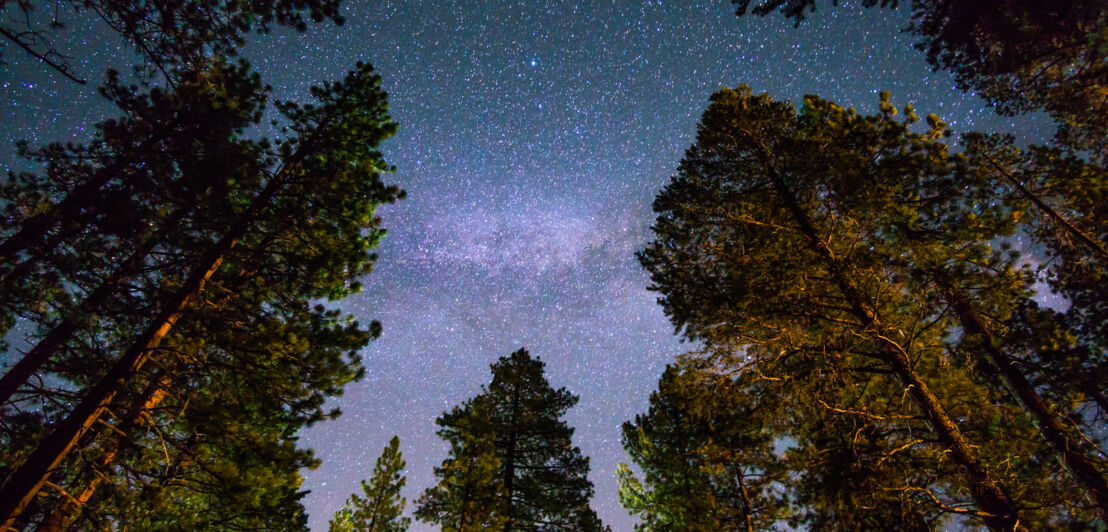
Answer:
0, 0, 1105, 530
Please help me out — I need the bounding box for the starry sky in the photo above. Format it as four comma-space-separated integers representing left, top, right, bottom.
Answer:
1, 1, 1054, 530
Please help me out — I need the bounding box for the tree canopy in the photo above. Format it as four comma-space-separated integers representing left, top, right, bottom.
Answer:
416, 348, 607, 532
730, 0, 1108, 160
1, 0, 346, 83
0, 57, 402, 530
637, 85, 1107, 529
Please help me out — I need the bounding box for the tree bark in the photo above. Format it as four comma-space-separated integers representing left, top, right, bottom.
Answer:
756, 146, 1025, 531
733, 466, 755, 532
0, 173, 281, 529
35, 373, 172, 532
984, 155, 1108, 261
934, 269, 1108, 519
0, 204, 189, 407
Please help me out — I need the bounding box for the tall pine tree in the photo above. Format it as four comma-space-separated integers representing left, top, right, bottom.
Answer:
0, 58, 402, 529
639, 86, 1104, 529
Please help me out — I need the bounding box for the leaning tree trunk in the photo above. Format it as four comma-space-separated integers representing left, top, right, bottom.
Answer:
35, 372, 172, 532
731, 464, 755, 532
983, 156, 1108, 262
933, 269, 1108, 519
0, 172, 284, 529
0, 204, 191, 407
758, 149, 1026, 531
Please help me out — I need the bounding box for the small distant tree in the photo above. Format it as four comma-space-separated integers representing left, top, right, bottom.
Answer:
416, 348, 606, 531
330, 436, 411, 532
618, 363, 788, 531
414, 429, 505, 532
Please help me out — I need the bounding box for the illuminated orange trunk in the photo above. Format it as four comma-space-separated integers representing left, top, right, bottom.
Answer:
0, 172, 284, 528
760, 154, 1025, 531
36, 373, 171, 532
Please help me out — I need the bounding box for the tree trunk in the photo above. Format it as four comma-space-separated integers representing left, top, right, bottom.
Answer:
35, 373, 172, 532
984, 156, 1108, 261
733, 465, 755, 532
880, 343, 1024, 531
934, 270, 1108, 519
502, 381, 521, 532
0, 204, 189, 407
760, 155, 1025, 531
0, 174, 281, 528
458, 475, 473, 532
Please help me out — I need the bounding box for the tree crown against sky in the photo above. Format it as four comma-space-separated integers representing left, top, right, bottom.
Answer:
1, 1, 1106, 530
330, 435, 411, 532
637, 85, 1108, 528
416, 348, 607, 532
731, 0, 1108, 160
0, 56, 404, 530
619, 361, 788, 531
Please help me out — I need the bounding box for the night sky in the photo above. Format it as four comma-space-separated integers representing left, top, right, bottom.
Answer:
1, 1, 1054, 530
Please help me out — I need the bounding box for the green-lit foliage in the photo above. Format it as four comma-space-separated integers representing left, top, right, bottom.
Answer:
618, 361, 788, 531
330, 435, 411, 532
0, 57, 402, 529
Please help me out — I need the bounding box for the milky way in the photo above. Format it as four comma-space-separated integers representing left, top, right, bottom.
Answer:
1, 1, 1054, 530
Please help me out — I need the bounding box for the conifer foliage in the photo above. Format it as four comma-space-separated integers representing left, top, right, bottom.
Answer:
730, 0, 1108, 160
416, 349, 607, 531
1, 0, 346, 83
330, 436, 411, 532
637, 86, 1108, 529
0, 57, 402, 530
618, 361, 785, 531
